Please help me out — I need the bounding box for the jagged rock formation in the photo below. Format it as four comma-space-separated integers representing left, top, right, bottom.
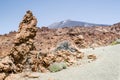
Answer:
0, 10, 37, 73
10, 10, 37, 65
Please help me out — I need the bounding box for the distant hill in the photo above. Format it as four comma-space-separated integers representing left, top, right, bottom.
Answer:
48, 19, 110, 28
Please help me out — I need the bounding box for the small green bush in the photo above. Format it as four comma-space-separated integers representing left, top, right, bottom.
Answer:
48, 62, 67, 72
111, 39, 120, 45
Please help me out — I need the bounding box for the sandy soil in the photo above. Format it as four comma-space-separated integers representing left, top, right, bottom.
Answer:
6, 44, 120, 80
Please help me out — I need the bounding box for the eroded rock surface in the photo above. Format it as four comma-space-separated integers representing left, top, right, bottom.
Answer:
10, 10, 37, 65
0, 10, 37, 74
0, 73, 6, 80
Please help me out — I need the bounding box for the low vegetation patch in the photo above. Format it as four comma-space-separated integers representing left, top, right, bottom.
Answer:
48, 62, 67, 72
111, 39, 120, 45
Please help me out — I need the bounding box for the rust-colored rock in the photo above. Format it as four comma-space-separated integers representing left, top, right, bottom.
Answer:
87, 54, 97, 60
0, 10, 37, 73
0, 56, 16, 72
10, 10, 37, 65
0, 73, 6, 80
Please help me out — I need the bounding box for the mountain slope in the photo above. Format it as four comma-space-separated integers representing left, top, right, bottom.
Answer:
48, 20, 109, 28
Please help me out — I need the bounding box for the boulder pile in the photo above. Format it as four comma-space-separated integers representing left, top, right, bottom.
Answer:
31, 49, 84, 72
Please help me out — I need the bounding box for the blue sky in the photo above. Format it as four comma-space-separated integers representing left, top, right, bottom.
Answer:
0, 0, 120, 34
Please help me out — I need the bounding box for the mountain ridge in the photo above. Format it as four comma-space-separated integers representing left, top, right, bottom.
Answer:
48, 19, 110, 28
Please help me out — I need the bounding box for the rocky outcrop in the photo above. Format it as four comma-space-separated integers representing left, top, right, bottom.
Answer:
10, 10, 37, 65
0, 10, 37, 73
